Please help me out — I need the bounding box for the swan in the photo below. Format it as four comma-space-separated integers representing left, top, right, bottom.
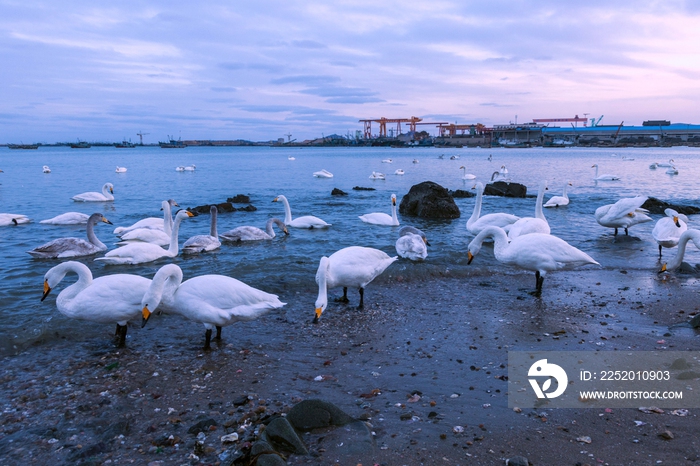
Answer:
466, 182, 519, 236
313, 169, 333, 178
467, 226, 599, 296
95, 210, 194, 265
72, 183, 114, 202
450, 155, 459, 160
115, 166, 127, 173
43, 165, 51, 173
382, 158, 393, 163
591, 164, 620, 181
490, 165, 510, 182
220, 218, 288, 242
394, 169, 405, 175
182, 206, 221, 254
184, 164, 196, 171
659, 230, 700, 273
273, 195, 331, 229
543, 181, 572, 208
40, 212, 90, 225
666, 166, 679, 175
412, 159, 419, 164
594, 196, 652, 235
140, 264, 285, 349
395, 226, 428, 261
508, 181, 550, 239
113, 199, 178, 236
28, 213, 112, 258
41, 261, 151, 347
0, 214, 30, 226
314, 246, 397, 322
359, 193, 399, 226
658, 159, 675, 168
369, 171, 386, 180
649, 162, 659, 169
288, 156, 296, 161
652, 209, 688, 257
175, 166, 185, 172
459, 166, 476, 180
621, 156, 635, 161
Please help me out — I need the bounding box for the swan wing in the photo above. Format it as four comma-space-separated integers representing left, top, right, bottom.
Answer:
653, 217, 687, 244
359, 212, 396, 225
65, 275, 151, 324
326, 246, 397, 288
118, 228, 170, 245
40, 212, 90, 225
95, 242, 168, 265
0, 214, 31, 226
28, 237, 104, 258
114, 218, 164, 235
220, 226, 269, 241
543, 196, 569, 207
504, 234, 599, 272
396, 234, 427, 261
288, 215, 331, 229
469, 213, 520, 234
182, 235, 221, 253
508, 218, 550, 239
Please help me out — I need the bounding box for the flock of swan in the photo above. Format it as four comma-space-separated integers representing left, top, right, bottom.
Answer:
3, 153, 696, 350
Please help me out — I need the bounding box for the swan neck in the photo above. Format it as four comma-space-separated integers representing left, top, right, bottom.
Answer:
86, 218, 106, 250
265, 218, 275, 238
146, 265, 183, 310
163, 202, 173, 236
210, 209, 218, 238
168, 215, 184, 254
317, 259, 329, 307
391, 200, 398, 223
535, 185, 546, 221
54, 262, 93, 307
468, 185, 483, 226
490, 228, 510, 259
280, 197, 292, 224
667, 231, 698, 271
103, 184, 114, 200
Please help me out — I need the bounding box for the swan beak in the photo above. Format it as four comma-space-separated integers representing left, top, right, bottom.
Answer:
186, 211, 195, 217
467, 251, 474, 264
109, 187, 114, 194
392, 199, 396, 206
141, 305, 152, 328
313, 307, 323, 323
658, 263, 668, 274
272, 197, 279, 202
102, 216, 113, 225
673, 216, 681, 228
283, 228, 289, 235
627, 212, 635, 217
41, 280, 52, 301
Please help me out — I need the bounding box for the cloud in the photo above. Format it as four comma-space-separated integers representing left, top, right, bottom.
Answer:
291, 40, 326, 49
269, 75, 341, 85
211, 87, 237, 93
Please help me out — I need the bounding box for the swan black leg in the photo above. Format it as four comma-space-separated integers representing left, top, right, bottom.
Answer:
614, 228, 618, 236
624, 227, 629, 235
334, 287, 350, 303
117, 325, 128, 348
659, 245, 663, 258
204, 329, 212, 350
115, 324, 121, 336
357, 287, 365, 309
531, 271, 543, 298
215, 326, 222, 340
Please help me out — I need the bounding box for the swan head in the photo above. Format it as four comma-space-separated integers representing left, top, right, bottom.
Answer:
391, 193, 397, 205
273, 195, 285, 203
89, 213, 113, 225
141, 304, 153, 328
658, 263, 668, 274
175, 209, 196, 220
41, 278, 52, 301
314, 257, 330, 323
459, 166, 465, 169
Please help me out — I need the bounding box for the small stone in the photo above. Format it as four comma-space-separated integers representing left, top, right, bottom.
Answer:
577, 436, 592, 444
505, 455, 529, 466
452, 426, 464, 433
658, 430, 674, 440
513, 407, 522, 413
220, 433, 239, 443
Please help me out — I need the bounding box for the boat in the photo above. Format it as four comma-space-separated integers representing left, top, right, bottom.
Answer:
115, 140, 136, 148
70, 141, 91, 149
159, 136, 187, 148
8, 144, 38, 149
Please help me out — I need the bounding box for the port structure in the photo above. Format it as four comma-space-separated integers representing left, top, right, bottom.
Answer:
532, 115, 589, 126
136, 131, 150, 145
438, 123, 490, 137
359, 117, 449, 139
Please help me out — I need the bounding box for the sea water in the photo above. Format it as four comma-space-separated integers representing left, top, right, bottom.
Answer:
1, 145, 698, 354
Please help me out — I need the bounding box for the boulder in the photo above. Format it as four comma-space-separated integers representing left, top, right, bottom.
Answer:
286, 399, 355, 432
483, 181, 527, 198
188, 202, 235, 214
227, 194, 251, 203
450, 189, 475, 198
261, 417, 308, 454
353, 186, 375, 191
331, 188, 348, 196
642, 197, 700, 215
399, 181, 460, 219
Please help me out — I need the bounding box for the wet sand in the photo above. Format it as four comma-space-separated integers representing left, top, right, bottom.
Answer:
2, 267, 700, 465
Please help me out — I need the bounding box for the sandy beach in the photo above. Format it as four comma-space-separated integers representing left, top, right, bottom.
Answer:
2, 266, 700, 465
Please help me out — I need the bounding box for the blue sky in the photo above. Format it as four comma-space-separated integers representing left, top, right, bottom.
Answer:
2, 1, 699, 143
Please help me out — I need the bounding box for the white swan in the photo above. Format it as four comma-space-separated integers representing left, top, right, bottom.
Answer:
113, 199, 178, 236
115, 166, 127, 173
314, 246, 397, 322
660, 229, 700, 273
95, 210, 194, 264
72, 183, 114, 202
313, 169, 333, 178
359, 193, 399, 226
666, 166, 679, 175
591, 164, 620, 181
649, 162, 659, 169
140, 264, 285, 349
288, 156, 296, 161
652, 208, 688, 257
40, 212, 91, 225
594, 196, 652, 235
467, 226, 599, 295
394, 169, 405, 175
182, 206, 221, 254
28, 213, 112, 258
369, 171, 386, 180
543, 181, 572, 208
273, 195, 331, 229
508, 181, 550, 239
412, 159, 419, 164
450, 155, 460, 160
43, 165, 51, 173
459, 166, 476, 180
621, 156, 635, 161
220, 218, 288, 242
0, 213, 30, 226
184, 164, 196, 171
466, 182, 520, 236
382, 159, 393, 163
657, 159, 675, 168
395, 226, 428, 261
175, 166, 185, 172
41, 261, 151, 347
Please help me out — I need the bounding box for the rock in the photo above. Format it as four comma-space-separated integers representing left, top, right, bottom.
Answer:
676, 371, 700, 380
352, 186, 376, 191
227, 194, 251, 204
250, 440, 274, 456
450, 189, 475, 198
232, 395, 250, 406
101, 420, 131, 441
331, 188, 348, 196
658, 430, 674, 440
314, 420, 375, 464
67, 441, 108, 461
690, 314, 700, 328
261, 417, 308, 454
188, 418, 217, 435
256, 453, 287, 466
239, 204, 257, 212
189, 202, 235, 214
286, 399, 355, 432
671, 358, 691, 370
642, 197, 700, 215
506, 455, 529, 466
399, 181, 460, 219
218, 447, 245, 466
483, 181, 527, 198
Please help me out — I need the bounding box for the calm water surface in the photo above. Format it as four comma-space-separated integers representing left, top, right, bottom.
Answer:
1, 145, 699, 354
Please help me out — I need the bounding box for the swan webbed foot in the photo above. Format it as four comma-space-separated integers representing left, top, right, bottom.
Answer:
357, 287, 365, 309
204, 329, 212, 350
116, 325, 128, 348
334, 287, 350, 303
215, 326, 222, 340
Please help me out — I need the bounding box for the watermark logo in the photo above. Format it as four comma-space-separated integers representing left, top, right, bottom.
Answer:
528, 359, 568, 399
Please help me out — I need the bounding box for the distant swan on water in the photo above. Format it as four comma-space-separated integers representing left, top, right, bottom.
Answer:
71, 183, 114, 202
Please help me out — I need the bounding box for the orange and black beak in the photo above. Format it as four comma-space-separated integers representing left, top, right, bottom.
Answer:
674, 216, 681, 228
41, 280, 52, 301
658, 264, 667, 274
467, 251, 474, 265
141, 305, 152, 328
313, 307, 322, 324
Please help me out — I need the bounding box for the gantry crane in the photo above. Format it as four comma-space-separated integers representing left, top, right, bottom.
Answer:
137, 131, 150, 146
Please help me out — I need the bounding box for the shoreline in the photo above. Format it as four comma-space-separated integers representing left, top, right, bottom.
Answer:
2, 268, 700, 465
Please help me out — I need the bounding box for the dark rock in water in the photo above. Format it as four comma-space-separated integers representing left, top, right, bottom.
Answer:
506, 455, 530, 466
189, 202, 235, 214
239, 204, 257, 212
677, 262, 700, 274
332, 188, 348, 196
262, 417, 308, 454
286, 399, 355, 431
251, 440, 274, 456
227, 194, 250, 203
642, 197, 700, 215
450, 189, 475, 198
484, 181, 527, 198
399, 181, 460, 219
315, 420, 376, 464
353, 186, 376, 191
188, 418, 217, 435
255, 453, 287, 466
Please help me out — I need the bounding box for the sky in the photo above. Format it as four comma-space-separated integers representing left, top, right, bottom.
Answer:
2, 0, 699, 143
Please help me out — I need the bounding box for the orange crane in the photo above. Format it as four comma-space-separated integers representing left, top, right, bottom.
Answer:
438, 123, 489, 137
358, 117, 423, 139
532, 115, 588, 126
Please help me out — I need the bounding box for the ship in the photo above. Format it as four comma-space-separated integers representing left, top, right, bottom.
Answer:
8, 144, 39, 149
70, 141, 91, 149
115, 140, 136, 148
159, 136, 187, 148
